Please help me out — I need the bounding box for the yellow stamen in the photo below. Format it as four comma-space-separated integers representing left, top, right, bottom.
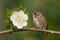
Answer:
15, 15, 22, 22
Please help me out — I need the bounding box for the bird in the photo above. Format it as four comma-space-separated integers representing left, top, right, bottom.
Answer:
33, 11, 48, 36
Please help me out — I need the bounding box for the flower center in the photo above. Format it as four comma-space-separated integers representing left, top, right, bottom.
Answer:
15, 15, 23, 23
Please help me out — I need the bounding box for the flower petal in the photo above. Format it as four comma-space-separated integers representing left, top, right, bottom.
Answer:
12, 21, 25, 29
22, 14, 28, 20
10, 13, 18, 21
20, 21, 27, 27
19, 10, 24, 15
12, 21, 18, 26
16, 25, 23, 29
23, 21, 27, 26
13, 11, 18, 15
10, 15, 15, 21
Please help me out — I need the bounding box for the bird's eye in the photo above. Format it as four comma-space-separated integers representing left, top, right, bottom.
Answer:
34, 13, 37, 15
33, 12, 40, 17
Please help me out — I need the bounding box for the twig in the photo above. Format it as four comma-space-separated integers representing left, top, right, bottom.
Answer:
0, 28, 60, 35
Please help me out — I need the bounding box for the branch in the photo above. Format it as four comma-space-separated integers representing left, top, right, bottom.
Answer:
0, 28, 60, 35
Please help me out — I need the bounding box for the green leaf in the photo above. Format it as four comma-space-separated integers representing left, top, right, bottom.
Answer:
13, 26, 18, 32
4, 19, 10, 23
17, 6, 27, 11
4, 8, 13, 23
5, 25, 12, 30
5, 22, 14, 30
23, 8, 26, 12
18, 6, 23, 10
5, 8, 12, 18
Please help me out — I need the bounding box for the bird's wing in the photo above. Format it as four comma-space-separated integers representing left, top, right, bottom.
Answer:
38, 17, 48, 29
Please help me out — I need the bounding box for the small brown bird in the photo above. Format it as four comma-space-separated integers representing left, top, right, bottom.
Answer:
33, 11, 48, 36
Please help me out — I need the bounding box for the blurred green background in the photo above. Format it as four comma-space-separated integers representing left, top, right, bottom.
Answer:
0, 0, 60, 40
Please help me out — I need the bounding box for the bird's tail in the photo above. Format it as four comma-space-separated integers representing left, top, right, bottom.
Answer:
42, 32, 48, 36
42, 26, 48, 36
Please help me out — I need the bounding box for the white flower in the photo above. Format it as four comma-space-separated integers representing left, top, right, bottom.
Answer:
10, 10, 28, 29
